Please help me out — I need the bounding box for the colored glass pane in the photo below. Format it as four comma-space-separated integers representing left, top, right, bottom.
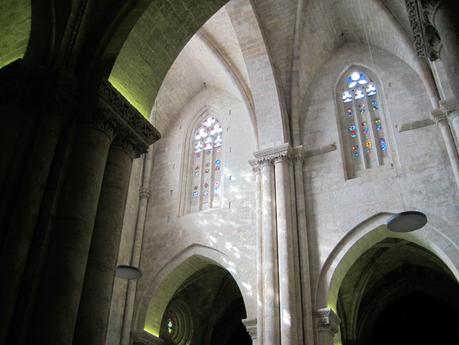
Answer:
380, 138, 387, 151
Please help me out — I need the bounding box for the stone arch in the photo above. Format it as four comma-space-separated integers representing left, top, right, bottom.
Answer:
315, 211, 459, 312
135, 244, 253, 336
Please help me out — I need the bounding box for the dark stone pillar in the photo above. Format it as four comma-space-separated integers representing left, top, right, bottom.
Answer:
0, 111, 65, 342
432, 0, 459, 102
27, 111, 116, 345
73, 137, 139, 345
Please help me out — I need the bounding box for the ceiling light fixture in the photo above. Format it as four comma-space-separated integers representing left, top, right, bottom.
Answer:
115, 265, 142, 280
386, 211, 427, 233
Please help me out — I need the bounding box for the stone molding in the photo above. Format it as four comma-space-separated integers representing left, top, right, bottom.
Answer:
253, 143, 292, 165
405, 0, 442, 61
292, 145, 306, 163
131, 330, 164, 345
314, 308, 340, 335
431, 108, 448, 123
242, 318, 257, 340
99, 80, 161, 156
440, 98, 457, 113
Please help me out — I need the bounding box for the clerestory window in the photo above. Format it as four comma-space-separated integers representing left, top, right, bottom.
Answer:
338, 69, 390, 178
189, 116, 223, 212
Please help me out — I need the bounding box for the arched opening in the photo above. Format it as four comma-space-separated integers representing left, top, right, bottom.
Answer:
337, 238, 459, 345
158, 264, 251, 345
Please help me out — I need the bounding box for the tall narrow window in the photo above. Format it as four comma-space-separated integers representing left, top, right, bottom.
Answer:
338, 69, 390, 178
190, 116, 223, 212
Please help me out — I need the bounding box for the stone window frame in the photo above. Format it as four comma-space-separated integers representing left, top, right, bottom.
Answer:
335, 65, 394, 180
178, 105, 226, 216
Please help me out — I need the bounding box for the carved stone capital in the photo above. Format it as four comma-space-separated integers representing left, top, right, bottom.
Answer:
249, 159, 261, 173
431, 108, 448, 124
314, 308, 340, 335
112, 135, 143, 159
131, 330, 164, 345
291, 145, 306, 163
253, 143, 292, 165
139, 187, 151, 200
242, 318, 257, 340
84, 109, 118, 141
405, 0, 442, 61
98, 80, 161, 156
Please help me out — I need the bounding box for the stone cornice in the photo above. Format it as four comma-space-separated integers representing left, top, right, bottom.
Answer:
253, 143, 292, 164
131, 330, 164, 345
99, 80, 161, 156
314, 308, 340, 335
405, 0, 442, 61
242, 318, 257, 340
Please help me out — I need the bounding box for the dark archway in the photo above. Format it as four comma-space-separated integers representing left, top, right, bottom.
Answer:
337, 238, 459, 345
159, 264, 251, 345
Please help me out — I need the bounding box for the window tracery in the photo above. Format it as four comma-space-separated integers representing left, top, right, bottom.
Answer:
338, 69, 390, 178
190, 116, 223, 212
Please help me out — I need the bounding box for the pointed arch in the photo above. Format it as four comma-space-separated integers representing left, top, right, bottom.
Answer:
135, 244, 253, 336
315, 211, 459, 312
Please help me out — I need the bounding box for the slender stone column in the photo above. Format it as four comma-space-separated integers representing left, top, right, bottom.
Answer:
28, 111, 116, 345
243, 318, 258, 345
292, 147, 315, 345
431, 1, 459, 102
73, 136, 139, 345
274, 153, 300, 345
314, 309, 340, 345
432, 108, 459, 187
259, 157, 280, 345
121, 149, 154, 345
250, 161, 263, 345
440, 99, 459, 148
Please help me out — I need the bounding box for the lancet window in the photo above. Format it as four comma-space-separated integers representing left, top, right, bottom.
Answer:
190, 116, 223, 212
338, 69, 390, 178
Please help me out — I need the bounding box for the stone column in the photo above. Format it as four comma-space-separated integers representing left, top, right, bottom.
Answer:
292, 147, 315, 345
73, 136, 139, 345
431, 0, 459, 102
258, 156, 280, 345
0, 112, 65, 342
0, 72, 75, 342
432, 108, 459, 187
274, 152, 300, 345
440, 99, 459, 148
314, 308, 340, 345
27, 111, 116, 345
121, 149, 154, 345
243, 318, 258, 345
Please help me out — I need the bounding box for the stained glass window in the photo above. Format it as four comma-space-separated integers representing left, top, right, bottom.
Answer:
167, 318, 174, 335
190, 116, 223, 212
338, 69, 390, 178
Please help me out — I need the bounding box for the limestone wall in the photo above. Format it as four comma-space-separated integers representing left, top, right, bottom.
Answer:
301, 43, 459, 309
136, 86, 258, 330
